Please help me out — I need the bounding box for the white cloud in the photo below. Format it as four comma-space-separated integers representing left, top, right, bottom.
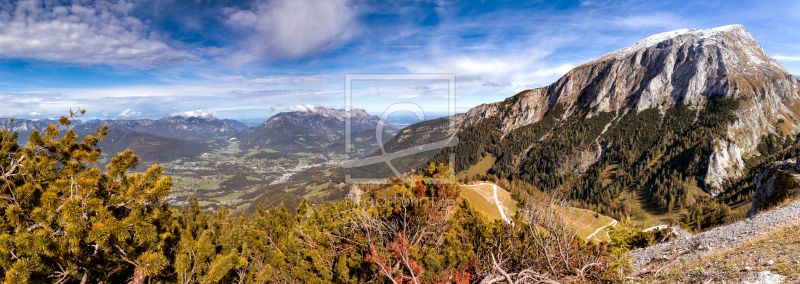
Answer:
197, 74, 332, 85
170, 109, 217, 119
288, 104, 317, 112
27, 111, 51, 116
400, 50, 569, 86
613, 13, 687, 30
223, 0, 358, 61
117, 109, 141, 118
251, 75, 331, 84
0, 0, 196, 67
774, 55, 800, 62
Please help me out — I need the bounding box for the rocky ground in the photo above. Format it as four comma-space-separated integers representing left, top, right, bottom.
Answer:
627, 200, 800, 283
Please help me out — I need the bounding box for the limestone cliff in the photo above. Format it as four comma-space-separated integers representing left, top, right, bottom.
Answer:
461, 25, 800, 193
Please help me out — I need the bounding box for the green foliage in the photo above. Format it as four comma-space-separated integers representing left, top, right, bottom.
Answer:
607, 223, 674, 273
0, 115, 178, 283
429, 116, 503, 173
756, 133, 792, 157
680, 197, 732, 231
99, 129, 212, 164
763, 170, 799, 210
1, 114, 622, 283
244, 189, 305, 216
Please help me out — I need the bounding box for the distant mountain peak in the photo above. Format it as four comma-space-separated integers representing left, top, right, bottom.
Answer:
592, 25, 741, 61
235, 106, 396, 154
258, 107, 390, 132
288, 106, 372, 119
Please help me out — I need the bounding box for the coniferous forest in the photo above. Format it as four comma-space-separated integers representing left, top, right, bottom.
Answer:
428, 97, 800, 230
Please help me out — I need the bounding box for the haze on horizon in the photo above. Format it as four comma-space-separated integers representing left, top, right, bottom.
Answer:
1, 0, 799, 122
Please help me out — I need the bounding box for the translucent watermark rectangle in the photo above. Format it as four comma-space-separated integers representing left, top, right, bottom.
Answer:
342, 74, 458, 184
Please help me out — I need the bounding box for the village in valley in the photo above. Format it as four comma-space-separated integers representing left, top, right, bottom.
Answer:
156, 138, 348, 213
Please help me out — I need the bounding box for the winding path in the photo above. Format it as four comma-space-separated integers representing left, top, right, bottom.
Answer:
463, 182, 511, 223
586, 219, 617, 242
479, 182, 510, 223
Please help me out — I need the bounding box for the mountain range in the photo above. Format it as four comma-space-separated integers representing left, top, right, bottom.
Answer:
1, 106, 396, 162
0, 116, 242, 141
235, 107, 396, 156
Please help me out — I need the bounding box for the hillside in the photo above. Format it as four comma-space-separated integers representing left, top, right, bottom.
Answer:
630, 199, 800, 283
377, 24, 800, 226
460, 182, 517, 223
343, 115, 463, 178
644, 221, 799, 283
460, 181, 616, 242
97, 129, 215, 164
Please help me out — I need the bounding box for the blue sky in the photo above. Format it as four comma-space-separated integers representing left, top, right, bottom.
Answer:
1, 0, 799, 121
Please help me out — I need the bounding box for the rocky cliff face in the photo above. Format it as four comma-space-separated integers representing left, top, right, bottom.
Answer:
461, 25, 800, 193
747, 156, 800, 218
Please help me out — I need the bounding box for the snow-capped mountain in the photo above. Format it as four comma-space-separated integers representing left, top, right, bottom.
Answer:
464, 24, 798, 192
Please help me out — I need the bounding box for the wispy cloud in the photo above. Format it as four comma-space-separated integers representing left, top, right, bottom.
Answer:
287, 104, 317, 112
251, 75, 331, 84
194, 74, 333, 87
613, 13, 689, 30
0, 0, 196, 67
170, 109, 218, 118
117, 109, 141, 118
223, 0, 359, 62
774, 54, 800, 62
483, 82, 512, 87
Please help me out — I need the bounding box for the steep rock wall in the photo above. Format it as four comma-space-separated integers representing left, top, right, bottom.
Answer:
461, 25, 800, 192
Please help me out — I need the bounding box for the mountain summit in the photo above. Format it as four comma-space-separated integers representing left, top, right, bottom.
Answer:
256, 106, 391, 136
456, 24, 798, 192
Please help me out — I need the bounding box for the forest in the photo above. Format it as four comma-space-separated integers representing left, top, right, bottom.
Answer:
428, 97, 798, 231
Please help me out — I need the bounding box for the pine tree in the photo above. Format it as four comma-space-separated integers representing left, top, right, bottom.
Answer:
0, 112, 176, 283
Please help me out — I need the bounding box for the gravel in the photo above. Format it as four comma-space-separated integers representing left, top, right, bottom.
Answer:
626, 200, 800, 270
741, 271, 786, 284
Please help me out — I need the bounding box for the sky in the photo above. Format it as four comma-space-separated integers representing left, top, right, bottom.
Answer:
1, 0, 799, 122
